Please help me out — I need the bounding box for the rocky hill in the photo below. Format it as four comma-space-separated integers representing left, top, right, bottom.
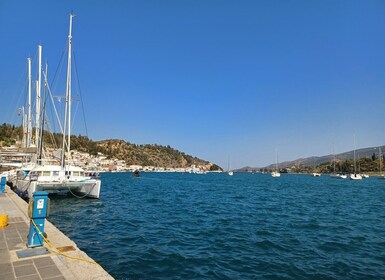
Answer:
0, 123, 222, 171
95, 139, 219, 170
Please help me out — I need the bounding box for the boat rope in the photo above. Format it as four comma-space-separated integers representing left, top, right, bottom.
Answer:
31, 219, 102, 268
65, 182, 97, 199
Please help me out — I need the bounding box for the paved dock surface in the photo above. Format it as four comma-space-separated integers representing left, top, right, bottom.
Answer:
0, 187, 113, 280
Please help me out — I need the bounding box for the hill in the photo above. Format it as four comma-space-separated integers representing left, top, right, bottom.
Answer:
0, 123, 222, 171
236, 145, 385, 174
95, 139, 220, 170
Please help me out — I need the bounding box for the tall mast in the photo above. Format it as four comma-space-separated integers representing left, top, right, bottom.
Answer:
275, 149, 278, 172
19, 107, 26, 147
353, 134, 356, 175
61, 13, 75, 167
333, 143, 336, 174
39, 63, 48, 161
379, 147, 382, 176
35, 45, 42, 153
27, 57, 32, 148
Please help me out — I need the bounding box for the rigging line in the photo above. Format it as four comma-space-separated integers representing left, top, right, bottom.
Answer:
47, 45, 66, 135
49, 46, 66, 92
73, 51, 89, 137
5, 64, 27, 124
44, 71, 65, 138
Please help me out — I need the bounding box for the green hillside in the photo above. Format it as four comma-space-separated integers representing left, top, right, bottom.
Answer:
0, 123, 222, 171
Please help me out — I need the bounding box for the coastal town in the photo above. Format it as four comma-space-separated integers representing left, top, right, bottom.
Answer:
0, 143, 217, 175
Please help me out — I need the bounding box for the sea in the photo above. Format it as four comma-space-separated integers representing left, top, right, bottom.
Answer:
48, 172, 385, 279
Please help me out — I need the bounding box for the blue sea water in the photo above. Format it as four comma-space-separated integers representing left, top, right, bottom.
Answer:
48, 173, 385, 279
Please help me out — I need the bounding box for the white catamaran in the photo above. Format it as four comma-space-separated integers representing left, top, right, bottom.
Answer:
12, 14, 101, 199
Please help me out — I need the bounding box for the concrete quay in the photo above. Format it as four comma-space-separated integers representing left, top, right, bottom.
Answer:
0, 186, 113, 280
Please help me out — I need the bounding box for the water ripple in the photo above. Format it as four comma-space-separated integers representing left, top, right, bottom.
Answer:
48, 173, 385, 279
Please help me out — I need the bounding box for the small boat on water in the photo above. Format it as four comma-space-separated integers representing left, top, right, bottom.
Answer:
132, 170, 140, 177
350, 135, 362, 181
271, 171, 280, 177
271, 149, 280, 177
227, 157, 233, 176
350, 174, 363, 180
330, 174, 347, 179
312, 172, 321, 177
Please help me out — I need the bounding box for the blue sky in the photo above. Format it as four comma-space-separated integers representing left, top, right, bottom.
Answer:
1, 0, 385, 169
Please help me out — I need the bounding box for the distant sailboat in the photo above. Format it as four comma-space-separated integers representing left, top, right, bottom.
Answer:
312, 160, 321, 177
350, 135, 362, 180
271, 149, 280, 177
330, 143, 347, 179
227, 157, 233, 176
378, 147, 385, 179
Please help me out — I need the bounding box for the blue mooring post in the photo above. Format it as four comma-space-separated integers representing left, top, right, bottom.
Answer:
27, 191, 49, 248
0, 176, 6, 193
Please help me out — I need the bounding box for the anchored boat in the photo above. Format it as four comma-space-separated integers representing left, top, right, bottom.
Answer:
11, 14, 101, 199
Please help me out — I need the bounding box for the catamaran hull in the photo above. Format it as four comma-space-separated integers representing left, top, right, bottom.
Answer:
14, 179, 101, 199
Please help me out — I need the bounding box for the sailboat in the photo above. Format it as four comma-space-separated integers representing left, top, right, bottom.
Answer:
350, 135, 362, 180
330, 143, 347, 179
312, 160, 321, 177
12, 14, 101, 199
227, 157, 233, 176
378, 147, 385, 179
271, 149, 280, 177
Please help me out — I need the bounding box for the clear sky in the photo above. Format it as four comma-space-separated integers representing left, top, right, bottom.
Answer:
1, 0, 385, 169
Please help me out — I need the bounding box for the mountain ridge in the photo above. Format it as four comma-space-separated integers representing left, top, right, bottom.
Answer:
236, 145, 385, 173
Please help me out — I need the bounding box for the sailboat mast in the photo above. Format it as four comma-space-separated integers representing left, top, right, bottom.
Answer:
67, 14, 74, 159
61, 13, 75, 168
275, 149, 278, 172
379, 147, 382, 176
35, 45, 42, 154
39, 63, 48, 161
353, 135, 356, 175
20, 106, 26, 147
27, 57, 32, 148
333, 143, 336, 174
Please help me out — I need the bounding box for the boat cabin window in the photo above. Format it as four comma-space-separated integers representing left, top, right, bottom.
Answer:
42, 171, 51, 176
17, 170, 29, 179
53, 171, 59, 176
